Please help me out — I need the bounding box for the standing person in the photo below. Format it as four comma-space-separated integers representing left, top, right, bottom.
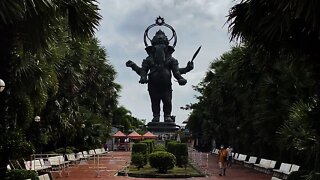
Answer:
227, 146, 233, 167
217, 145, 228, 176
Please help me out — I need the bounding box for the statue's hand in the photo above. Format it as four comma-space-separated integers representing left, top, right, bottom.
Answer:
186, 61, 194, 71
126, 60, 134, 67
139, 76, 148, 84
178, 78, 187, 85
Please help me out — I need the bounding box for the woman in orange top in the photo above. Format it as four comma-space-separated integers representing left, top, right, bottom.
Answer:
217, 145, 228, 176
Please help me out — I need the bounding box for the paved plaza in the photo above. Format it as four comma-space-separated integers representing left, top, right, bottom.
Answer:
52, 150, 272, 180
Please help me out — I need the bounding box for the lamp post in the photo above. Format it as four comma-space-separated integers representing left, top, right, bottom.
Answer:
34, 116, 41, 153
34, 116, 40, 123
0, 79, 5, 92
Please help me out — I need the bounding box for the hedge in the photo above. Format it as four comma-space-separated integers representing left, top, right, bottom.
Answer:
131, 143, 148, 164
149, 151, 176, 173
5, 169, 38, 180
166, 142, 188, 167
132, 143, 148, 155
154, 144, 166, 152
140, 140, 155, 154
131, 153, 146, 169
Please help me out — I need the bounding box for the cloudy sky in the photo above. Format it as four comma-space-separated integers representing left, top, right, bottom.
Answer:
96, 0, 236, 125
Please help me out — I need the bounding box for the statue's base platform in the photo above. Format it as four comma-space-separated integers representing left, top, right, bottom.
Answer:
146, 122, 180, 133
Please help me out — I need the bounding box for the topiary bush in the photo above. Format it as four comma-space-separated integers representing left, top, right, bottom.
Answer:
166, 142, 188, 167
140, 140, 155, 154
5, 169, 38, 180
149, 151, 176, 173
131, 143, 148, 164
154, 144, 166, 152
132, 143, 148, 155
131, 153, 146, 170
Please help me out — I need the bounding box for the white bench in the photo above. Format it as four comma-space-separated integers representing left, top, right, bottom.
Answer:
66, 153, 80, 164
211, 148, 219, 155
264, 160, 277, 174
273, 162, 292, 178
89, 149, 96, 156
48, 155, 69, 170
233, 153, 239, 160
254, 158, 271, 172
271, 177, 282, 180
24, 159, 51, 171
38, 173, 50, 180
234, 154, 247, 164
244, 156, 257, 168
82, 150, 93, 158
282, 164, 300, 179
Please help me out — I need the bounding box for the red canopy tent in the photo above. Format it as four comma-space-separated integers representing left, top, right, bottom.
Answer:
143, 131, 157, 139
112, 131, 128, 151
112, 131, 126, 138
127, 131, 142, 140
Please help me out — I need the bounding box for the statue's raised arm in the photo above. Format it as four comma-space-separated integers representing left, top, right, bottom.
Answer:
126, 60, 141, 75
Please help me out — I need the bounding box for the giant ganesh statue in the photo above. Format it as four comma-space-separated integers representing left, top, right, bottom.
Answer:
126, 16, 200, 123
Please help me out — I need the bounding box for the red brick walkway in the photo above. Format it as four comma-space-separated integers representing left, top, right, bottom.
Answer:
52, 151, 272, 180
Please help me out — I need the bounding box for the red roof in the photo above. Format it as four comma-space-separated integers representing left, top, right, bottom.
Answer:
112, 131, 126, 138
127, 131, 142, 139
142, 131, 157, 139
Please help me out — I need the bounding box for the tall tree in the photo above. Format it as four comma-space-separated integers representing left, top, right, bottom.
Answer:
0, 0, 101, 176
227, 0, 320, 177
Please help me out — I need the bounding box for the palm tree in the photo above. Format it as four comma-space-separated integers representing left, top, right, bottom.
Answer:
227, 0, 320, 55
228, 1, 320, 177
278, 99, 320, 179
0, 0, 101, 176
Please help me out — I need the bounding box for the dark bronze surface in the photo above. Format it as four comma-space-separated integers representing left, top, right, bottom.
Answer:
126, 17, 196, 124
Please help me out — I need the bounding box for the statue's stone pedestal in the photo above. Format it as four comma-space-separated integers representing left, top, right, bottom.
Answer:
146, 122, 180, 134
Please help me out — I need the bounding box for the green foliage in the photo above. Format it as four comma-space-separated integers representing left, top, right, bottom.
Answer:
0, 131, 35, 161
187, 44, 320, 176
112, 106, 145, 134
228, 0, 320, 55
55, 146, 75, 154
132, 143, 148, 164
5, 169, 38, 180
154, 144, 166, 152
131, 153, 146, 170
141, 140, 155, 154
149, 151, 176, 173
132, 143, 148, 154
166, 142, 188, 167
0, 0, 102, 177
278, 99, 320, 172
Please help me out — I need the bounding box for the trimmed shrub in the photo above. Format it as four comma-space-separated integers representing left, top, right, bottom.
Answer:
154, 144, 166, 152
132, 143, 148, 164
167, 142, 188, 167
132, 143, 148, 155
149, 151, 176, 173
131, 153, 146, 169
5, 169, 38, 180
140, 140, 155, 154
166, 141, 177, 154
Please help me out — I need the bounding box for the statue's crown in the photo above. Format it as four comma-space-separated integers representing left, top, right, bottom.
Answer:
144, 17, 177, 47
151, 30, 169, 45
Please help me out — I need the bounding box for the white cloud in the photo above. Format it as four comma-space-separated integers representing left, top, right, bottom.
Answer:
96, 0, 234, 125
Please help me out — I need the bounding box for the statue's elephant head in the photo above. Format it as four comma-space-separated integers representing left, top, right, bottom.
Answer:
154, 44, 166, 65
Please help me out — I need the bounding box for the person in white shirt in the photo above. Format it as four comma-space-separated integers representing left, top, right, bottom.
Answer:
226, 146, 233, 167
